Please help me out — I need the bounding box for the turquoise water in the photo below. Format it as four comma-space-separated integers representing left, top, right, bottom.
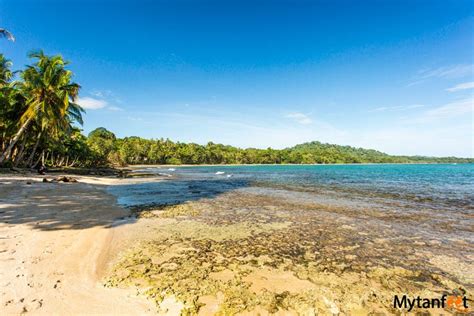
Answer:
113, 164, 474, 210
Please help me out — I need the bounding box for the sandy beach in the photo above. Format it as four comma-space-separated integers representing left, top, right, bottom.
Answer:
0, 174, 156, 315
1, 171, 472, 315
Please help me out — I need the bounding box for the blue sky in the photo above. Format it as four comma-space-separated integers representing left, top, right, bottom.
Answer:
1, 0, 473, 157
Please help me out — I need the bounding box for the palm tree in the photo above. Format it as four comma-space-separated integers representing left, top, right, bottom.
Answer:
0, 54, 13, 85
0, 28, 15, 41
0, 54, 21, 152
0, 51, 83, 164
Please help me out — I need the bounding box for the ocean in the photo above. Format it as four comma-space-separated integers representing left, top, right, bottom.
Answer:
109, 164, 474, 213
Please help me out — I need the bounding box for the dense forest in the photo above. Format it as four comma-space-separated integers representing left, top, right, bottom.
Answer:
0, 51, 472, 169
85, 130, 474, 165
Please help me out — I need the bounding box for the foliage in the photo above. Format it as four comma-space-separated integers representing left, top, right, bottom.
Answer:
1, 52, 472, 168
0, 52, 87, 167
85, 131, 474, 165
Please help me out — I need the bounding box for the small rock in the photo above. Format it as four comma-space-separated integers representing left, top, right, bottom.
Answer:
345, 254, 357, 260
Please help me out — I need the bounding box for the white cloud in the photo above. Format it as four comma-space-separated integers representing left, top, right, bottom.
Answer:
424, 98, 473, 119
419, 64, 473, 79
285, 113, 313, 125
403, 98, 473, 124
446, 81, 474, 92
108, 106, 124, 111
370, 104, 424, 112
90, 89, 114, 98
127, 116, 144, 121
352, 124, 473, 157
77, 97, 108, 110
408, 64, 474, 86
90, 90, 104, 98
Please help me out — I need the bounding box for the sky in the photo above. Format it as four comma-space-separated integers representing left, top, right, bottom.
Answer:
1, 0, 473, 157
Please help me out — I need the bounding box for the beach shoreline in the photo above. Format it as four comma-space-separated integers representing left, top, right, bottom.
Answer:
129, 162, 471, 168
1, 170, 472, 315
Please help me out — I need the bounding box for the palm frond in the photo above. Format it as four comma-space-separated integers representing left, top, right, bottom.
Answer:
0, 28, 15, 42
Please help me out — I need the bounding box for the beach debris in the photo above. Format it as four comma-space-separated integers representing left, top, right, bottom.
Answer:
37, 165, 46, 175
44, 176, 78, 183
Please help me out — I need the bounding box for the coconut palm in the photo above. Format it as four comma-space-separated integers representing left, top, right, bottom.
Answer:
0, 28, 15, 41
0, 51, 83, 164
0, 54, 21, 151
0, 54, 13, 85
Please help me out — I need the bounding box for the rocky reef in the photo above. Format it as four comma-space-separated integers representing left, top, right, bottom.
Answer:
105, 189, 473, 315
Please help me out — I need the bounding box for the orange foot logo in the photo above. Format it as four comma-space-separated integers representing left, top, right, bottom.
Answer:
447, 295, 469, 313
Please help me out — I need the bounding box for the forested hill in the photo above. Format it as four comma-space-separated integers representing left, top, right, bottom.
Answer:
288, 141, 473, 164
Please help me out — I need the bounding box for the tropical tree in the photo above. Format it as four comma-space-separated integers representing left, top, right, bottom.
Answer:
0, 54, 23, 152
87, 127, 117, 164
0, 51, 83, 164
0, 54, 13, 86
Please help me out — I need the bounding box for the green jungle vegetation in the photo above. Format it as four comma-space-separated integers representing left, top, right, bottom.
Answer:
1, 52, 472, 168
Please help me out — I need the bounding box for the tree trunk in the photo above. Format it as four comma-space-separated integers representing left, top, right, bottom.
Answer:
58, 156, 65, 167
69, 156, 78, 167
0, 117, 32, 164
32, 150, 44, 169
13, 137, 27, 167
11, 146, 18, 162
26, 132, 42, 167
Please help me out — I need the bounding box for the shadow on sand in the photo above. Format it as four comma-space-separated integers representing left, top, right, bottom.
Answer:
0, 177, 249, 231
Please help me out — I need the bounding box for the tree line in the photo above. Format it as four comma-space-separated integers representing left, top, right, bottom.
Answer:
1, 52, 472, 169
87, 129, 473, 165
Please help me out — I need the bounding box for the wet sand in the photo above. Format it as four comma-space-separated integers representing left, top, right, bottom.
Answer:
0, 173, 472, 315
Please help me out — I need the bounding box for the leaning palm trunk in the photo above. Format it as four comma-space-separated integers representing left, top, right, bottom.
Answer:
69, 156, 78, 167
26, 132, 42, 167
31, 150, 44, 169
57, 156, 64, 167
0, 117, 32, 164
13, 137, 27, 167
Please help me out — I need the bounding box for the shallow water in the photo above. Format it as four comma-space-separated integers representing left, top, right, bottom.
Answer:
112, 164, 474, 209
106, 164, 474, 314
